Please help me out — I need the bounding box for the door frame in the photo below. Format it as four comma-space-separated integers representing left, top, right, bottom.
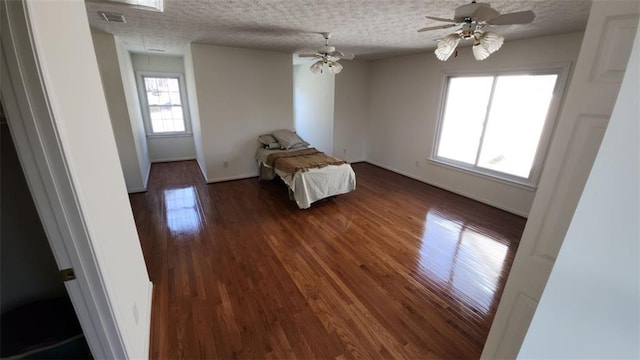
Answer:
1, 1, 126, 358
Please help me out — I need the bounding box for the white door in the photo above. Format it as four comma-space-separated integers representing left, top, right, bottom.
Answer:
1, 1, 128, 358
481, 1, 640, 358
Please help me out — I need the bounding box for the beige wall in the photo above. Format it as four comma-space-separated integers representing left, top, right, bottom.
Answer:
91, 30, 148, 192
293, 64, 335, 154
367, 31, 585, 216
188, 44, 294, 182
184, 46, 206, 175
114, 37, 151, 190
334, 60, 370, 162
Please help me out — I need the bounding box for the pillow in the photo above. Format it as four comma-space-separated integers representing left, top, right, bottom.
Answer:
289, 140, 310, 149
258, 134, 280, 149
272, 129, 306, 150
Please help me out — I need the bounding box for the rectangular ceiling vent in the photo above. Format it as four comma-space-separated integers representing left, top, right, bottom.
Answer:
99, 11, 126, 23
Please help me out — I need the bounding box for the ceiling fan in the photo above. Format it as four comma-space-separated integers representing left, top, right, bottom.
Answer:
418, 1, 535, 61
298, 32, 355, 74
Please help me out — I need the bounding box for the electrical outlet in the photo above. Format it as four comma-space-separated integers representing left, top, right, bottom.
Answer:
223, 161, 228, 168
342, 148, 347, 155
415, 160, 419, 167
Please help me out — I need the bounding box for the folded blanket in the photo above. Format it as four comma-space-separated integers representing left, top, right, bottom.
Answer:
266, 148, 347, 174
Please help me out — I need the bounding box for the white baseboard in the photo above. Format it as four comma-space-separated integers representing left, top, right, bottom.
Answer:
196, 158, 207, 181
150, 156, 196, 163
365, 160, 528, 218
207, 172, 258, 183
128, 162, 151, 193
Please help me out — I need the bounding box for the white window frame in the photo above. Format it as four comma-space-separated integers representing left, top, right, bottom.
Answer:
430, 63, 571, 189
136, 71, 192, 137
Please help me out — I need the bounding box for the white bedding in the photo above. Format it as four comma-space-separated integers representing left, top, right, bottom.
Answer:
256, 148, 356, 209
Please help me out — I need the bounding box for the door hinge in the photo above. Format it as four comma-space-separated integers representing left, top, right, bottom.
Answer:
60, 268, 76, 282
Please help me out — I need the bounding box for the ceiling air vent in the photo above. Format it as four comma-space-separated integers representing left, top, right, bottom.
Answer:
99, 11, 126, 23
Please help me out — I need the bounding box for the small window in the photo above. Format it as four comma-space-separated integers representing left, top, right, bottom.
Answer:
432, 68, 568, 187
136, 72, 190, 136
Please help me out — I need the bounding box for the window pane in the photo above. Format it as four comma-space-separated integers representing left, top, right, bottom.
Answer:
144, 78, 157, 92
160, 106, 172, 120
171, 106, 183, 120
477, 74, 557, 178
157, 78, 168, 91
168, 78, 180, 92
149, 106, 162, 121
151, 117, 164, 132
147, 92, 160, 105
156, 91, 169, 105
144, 76, 187, 134
170, 91, 182, 105
173, 120, 185, 132
437, 77, 494, 164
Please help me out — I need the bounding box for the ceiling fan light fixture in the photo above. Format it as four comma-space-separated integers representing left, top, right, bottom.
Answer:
419, 1, 533, 62
460, 20, 477, 38
310, 60, 324, 74
472, 31, 504, 61
328, 61, 343, 74
435, 33, 461, 61
301, 32, 354, 74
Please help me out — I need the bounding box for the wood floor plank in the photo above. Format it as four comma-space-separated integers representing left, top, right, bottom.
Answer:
130, 161, 525, 359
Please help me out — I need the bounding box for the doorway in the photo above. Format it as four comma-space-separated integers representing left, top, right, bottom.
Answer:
0, 103, 92, 358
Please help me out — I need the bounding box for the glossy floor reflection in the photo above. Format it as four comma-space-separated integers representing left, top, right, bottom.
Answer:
130, 161, 526, 359
419, 210, 508, 315
163, 186, 203, 235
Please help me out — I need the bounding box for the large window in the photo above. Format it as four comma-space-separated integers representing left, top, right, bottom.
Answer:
137, 72, 190, 136
433, 69, 567, 187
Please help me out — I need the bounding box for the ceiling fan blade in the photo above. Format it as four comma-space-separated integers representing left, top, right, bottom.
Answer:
329, 51, 355, 60
471, 5, 500, 22
425, 15, 457, 23
487, 10, 535, 25
417, 23, 458, 32
298, 53, 320, 58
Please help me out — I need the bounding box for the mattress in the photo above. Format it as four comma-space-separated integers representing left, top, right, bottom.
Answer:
256, 148, 356, 209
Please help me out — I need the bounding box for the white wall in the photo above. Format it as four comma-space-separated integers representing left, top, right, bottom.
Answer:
91, 30, 148, 192
519, 23, 639, 359
1, 124, 66, 312
293, 64, 335, 154
334, 60, 370, 162
115, 38, 151, 191
189, 44, 294, 182
367, 31, 584, 216
131, 54, 196, 162
25, 1, 152, 358
184, 46, 206, 177
146, 136, 196, 162
132, 53, 184, 72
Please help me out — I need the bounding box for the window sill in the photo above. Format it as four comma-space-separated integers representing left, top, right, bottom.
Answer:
146, 132, 193, 139
427, 158, 537, 191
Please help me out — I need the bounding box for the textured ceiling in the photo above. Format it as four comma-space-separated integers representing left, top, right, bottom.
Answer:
85, 0, 592, 59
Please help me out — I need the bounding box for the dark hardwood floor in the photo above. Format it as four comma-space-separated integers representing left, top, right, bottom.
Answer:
129, 161, 526, 359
